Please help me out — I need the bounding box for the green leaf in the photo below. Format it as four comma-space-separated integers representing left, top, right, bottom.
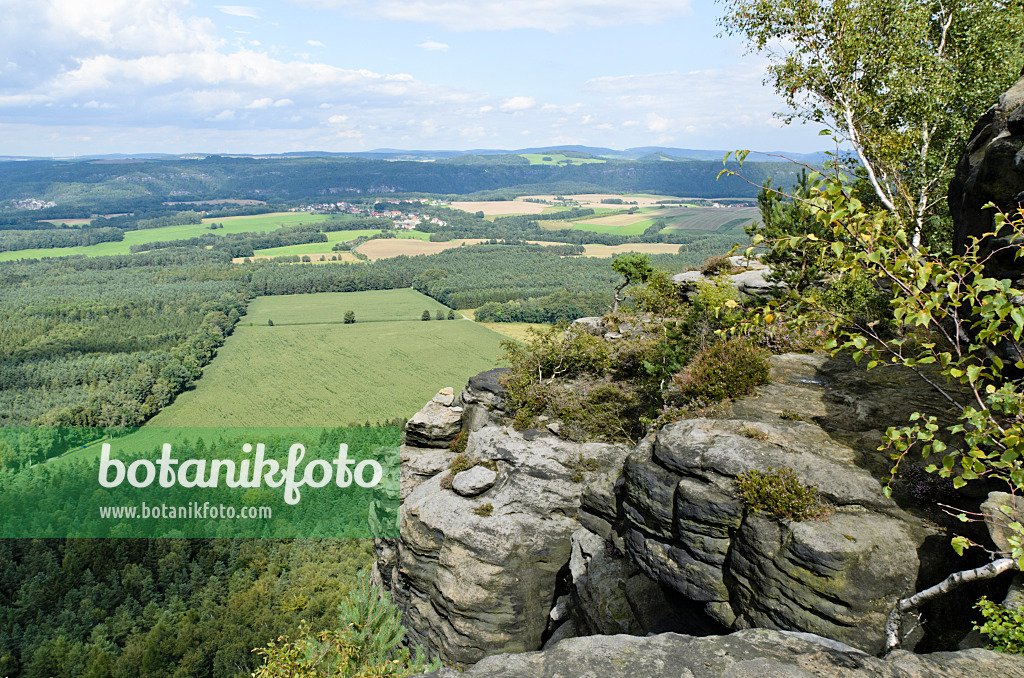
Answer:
952, 535, 970, 556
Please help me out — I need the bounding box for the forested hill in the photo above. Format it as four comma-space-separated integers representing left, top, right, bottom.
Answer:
0, 155, 801, 213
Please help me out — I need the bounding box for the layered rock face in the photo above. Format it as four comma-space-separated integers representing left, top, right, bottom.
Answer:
617, 353, 967, 654
949, 67, 1024, 260
417, 628, 1024, 678
382, 388, 631, 665
384, 354, 998, 665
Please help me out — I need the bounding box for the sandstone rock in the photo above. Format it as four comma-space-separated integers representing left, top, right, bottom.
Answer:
405, 393, 462, 448
981, 491, 1024, 554
672, 266, 785, 299
400, 446, 456, 501
949, 67, 1024, 261
383, 426, 630, 665
416, 628, 1024, 678
433, 387, 456, 406
570, 316, 605, 336
456, 368, 509, 433
452, 465, 497, 497
567, 528, 683, 637
617, 354, 956, 654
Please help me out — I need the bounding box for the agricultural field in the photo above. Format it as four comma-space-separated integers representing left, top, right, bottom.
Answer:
519, 193, 684, 208
661, 207, 760, 231
240, 288, 451, 325
519, 154, 606, 166
451, 200, 547, 216
146, 289, 507, 427
477, 321, 545, 342
0, 211, 330, 261
581, 243, 695, 257
252, 229, 381, 256
355, 237, 490, 260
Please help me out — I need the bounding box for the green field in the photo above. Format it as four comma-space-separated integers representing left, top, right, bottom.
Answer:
519, 153, 606, 166
253, 229, 431, 257
240, 288, 451, 325
571, 218, 660, 235
145, 289, 505, 426
662, 207, 760, 232
0, 211, 333, 261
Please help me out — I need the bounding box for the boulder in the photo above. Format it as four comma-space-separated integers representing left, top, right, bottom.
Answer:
980, 491, 1024, 554
382, 426, 631, 666
417, 628, 1024, 678
405, 389, 463, 448
456, 368, 509, 433
452, 465, 497, 497
433, 387, 456, 406
570, 316, 605, 336
949, 67, 1024, 264
672, 264, 785, 299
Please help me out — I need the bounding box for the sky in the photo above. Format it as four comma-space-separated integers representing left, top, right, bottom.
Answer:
0, 0, 825, 156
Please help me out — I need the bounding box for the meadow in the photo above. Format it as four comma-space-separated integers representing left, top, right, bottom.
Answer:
0, 211, 330, 261
252, 230, 431, 258
145, 289, 507, 427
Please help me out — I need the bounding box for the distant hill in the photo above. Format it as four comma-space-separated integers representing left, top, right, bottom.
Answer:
0, 146, 831, 165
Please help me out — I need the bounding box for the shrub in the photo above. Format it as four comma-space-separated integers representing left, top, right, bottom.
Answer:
436, 309, 445, 320
501, 324, 611, 415
975, 597, 1024, 654
344, 310, 356, 324
252, 571, 439, 677
267, 319, 274, 327
701, 254, 733, 276
449, 453, 474, 475
447, 309, 456, 320
735, 467, 826, 521
672, 337, 769, 405
449, 430, 468, 455
421, 310, 431, 321
472, 503, 494, 517
816, 270, 893, 337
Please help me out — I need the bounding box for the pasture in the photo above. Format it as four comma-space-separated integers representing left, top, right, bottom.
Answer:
0, 211, 331, 261
146, 289, 507, 427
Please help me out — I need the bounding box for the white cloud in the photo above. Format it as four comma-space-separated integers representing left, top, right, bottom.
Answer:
499, 96, 535, 113
217, 5, 261, 19
417, 41, 449, 51
328, 114, 349, 123
308, 39, 326, 47
292, 0, 693, 31
210, 109, 236, 121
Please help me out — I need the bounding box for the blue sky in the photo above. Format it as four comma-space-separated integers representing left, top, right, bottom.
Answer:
0, 0, 825, 156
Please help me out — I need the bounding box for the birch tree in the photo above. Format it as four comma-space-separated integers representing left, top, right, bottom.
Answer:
718, 0, 1023, 249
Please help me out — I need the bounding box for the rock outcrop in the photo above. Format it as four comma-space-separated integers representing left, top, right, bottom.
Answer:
672, 255, 784, 298
386, 354, 1003, 666
385, 423, 631, 665
417, 628, 1024, 678
949, 66, 1024, 261
612, 353, 983, 654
